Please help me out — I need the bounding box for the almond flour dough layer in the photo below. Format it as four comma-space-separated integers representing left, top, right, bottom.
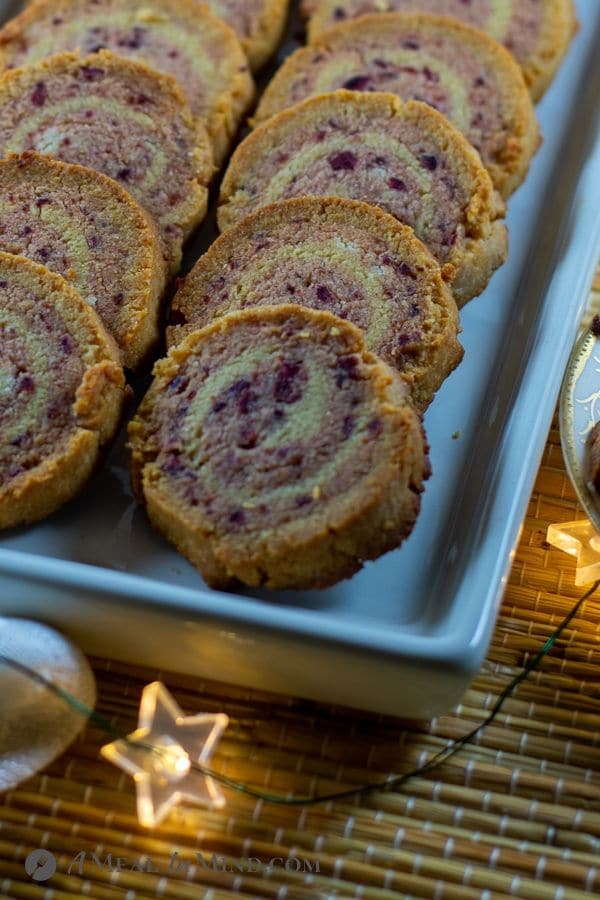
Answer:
170, 197, 463, 409
205, 0, 290, 71
0, 0, 255, 167
129, 305, 429, 590
0, 50, 213, 270
219, 91, 507, 306
0, 153, 167, 370
302, 0, 578, 100
256, 13, 540, 198
0, 252, 125, 530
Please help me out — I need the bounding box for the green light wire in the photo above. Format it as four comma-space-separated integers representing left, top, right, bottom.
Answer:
1, 579, 597, 808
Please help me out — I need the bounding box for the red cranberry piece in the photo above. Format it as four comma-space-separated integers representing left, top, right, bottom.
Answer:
421, 155, 438, 171
229, 509, 246, 526
79, 65, 104, 81
336, 355, 361, 387
274, 361, 304, 404
368, 418, 382, 437
229, 379, 251, 396
237, 426, 258, 449
60, 335, 74, 353
112, 292, 124, 305
329, 151, 357, 172
388, 177, 407, 191
316, 285, 333, 303
333, 7, 346, 19
342, 416, 354, 439
19, 375, 35, 393
167, 375, 188, 394
117, 168, 132, 182
343, 75, 370, 91
118, 27, 145, 49
592, 316, 600, 337
399, 262, 416, 279
162, 454, 185, 477
295, 495, 312, 508
31, 82, 47, 107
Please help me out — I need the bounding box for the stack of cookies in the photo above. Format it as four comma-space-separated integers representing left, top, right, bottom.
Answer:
0, 0, 577, 591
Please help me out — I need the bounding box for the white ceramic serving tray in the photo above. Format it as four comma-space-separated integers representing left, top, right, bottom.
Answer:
1, 1, 600, 718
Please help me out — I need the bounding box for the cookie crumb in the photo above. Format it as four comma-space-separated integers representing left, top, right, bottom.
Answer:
452, 431, 461, 440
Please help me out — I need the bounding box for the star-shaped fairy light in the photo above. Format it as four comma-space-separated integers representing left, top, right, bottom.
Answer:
546, 519, 600, 585
101, 682, 229, 827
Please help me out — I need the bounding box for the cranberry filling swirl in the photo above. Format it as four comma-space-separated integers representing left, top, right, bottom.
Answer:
204, 0, 290, 71
256, 13, 540, 198
301, 0, 578, 100
219, 91, 507, 306
0, 252, 125, 529
0, 153, 167, 370
170, 197, 463, 409
130, 305, 429, 590
0, 0, 255, 166
0, 50, 213, 270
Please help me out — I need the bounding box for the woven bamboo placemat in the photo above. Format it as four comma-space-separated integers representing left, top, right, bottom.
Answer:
1, 282, 600, 899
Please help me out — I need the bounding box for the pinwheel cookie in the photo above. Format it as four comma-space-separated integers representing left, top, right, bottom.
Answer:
205, 0, 290, 71
0, 153, 167, 370
219, 91, 507, 306
302, 0, 578, 100
0, 51, 213, 270
169, 197, 462, 409
256, 13, 539, 198
0, 0, 254, 166
129, 305, 429, 590
0, 253, 125, 530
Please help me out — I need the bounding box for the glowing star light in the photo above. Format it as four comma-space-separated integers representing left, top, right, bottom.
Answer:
101, 682, 228, 827
546, 519, 600, 585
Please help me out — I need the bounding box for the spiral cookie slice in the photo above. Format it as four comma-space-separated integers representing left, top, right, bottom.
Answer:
0, 253, 125, 530
0, 51, 212, 270
205, 0, 290, 71
169, 197, 462, 409
0, 153, 167, 370
219, 91, 507, 306
302, 0, 578, 101
130, 305, 429, 590
256, 13, 539, 198
0, 0, 254, 167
